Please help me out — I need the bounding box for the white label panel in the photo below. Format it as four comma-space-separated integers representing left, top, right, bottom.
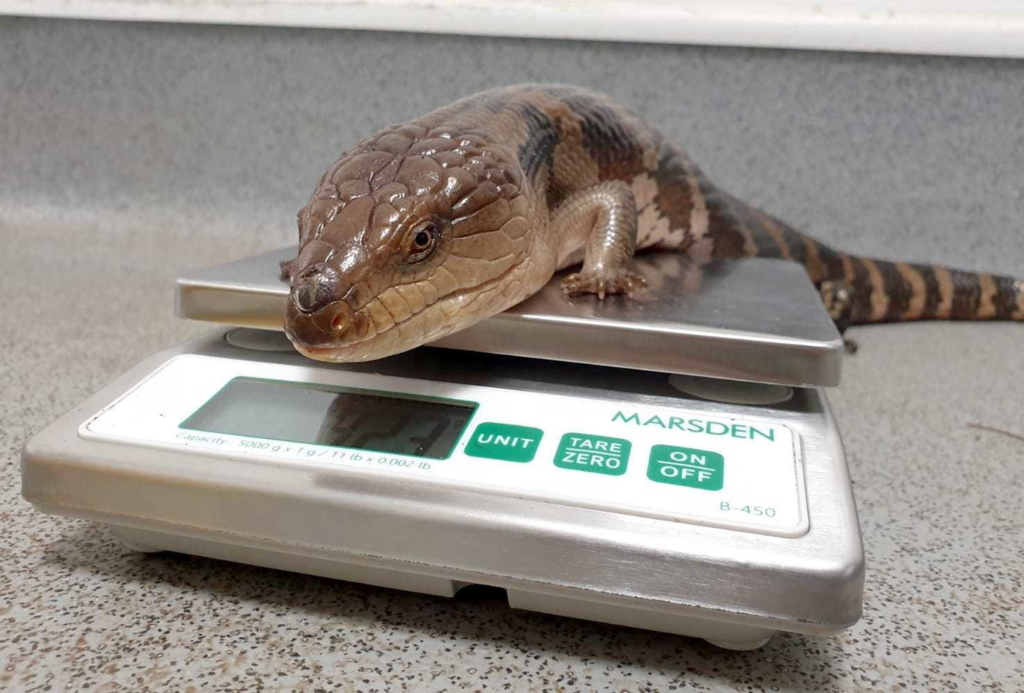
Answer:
82, 355, 808, 537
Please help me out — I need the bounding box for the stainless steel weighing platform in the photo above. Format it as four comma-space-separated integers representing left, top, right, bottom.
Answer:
23, 249, 863, 650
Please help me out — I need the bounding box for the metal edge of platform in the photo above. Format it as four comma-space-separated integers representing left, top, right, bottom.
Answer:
175, 251, 844, 388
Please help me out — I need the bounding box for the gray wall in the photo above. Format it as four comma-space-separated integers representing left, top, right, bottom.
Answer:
3, 16, 1023, 275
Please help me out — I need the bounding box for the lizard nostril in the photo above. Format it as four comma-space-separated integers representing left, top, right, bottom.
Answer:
329, 301, 354, 333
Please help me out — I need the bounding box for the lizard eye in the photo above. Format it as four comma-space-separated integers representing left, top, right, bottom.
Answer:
408, 219, 440, 262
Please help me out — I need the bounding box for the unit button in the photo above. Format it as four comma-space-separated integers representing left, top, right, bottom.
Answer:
464, 422, 543, 463
647, 445, 725, 490
554, 433, 631, 476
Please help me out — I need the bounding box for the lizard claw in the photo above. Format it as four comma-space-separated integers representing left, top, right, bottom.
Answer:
561, 271, 646, 299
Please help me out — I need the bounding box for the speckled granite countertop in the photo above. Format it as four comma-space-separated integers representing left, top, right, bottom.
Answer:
3, 17, 1024, 692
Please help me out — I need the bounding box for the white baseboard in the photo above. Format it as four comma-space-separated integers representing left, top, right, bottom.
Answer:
2, 0, 1023, 58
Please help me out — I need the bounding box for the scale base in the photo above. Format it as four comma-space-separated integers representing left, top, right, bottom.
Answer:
22, 329, 862, 651
106, 525, 772, 650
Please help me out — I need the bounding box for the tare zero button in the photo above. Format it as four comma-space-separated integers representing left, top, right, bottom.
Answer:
554, 433, 631, 476
464, 422, 543, 463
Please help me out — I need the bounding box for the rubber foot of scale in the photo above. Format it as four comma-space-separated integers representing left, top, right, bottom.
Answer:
110, 528, 164, 554
703, 634, 774, 651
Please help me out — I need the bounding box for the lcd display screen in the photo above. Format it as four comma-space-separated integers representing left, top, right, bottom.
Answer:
180, 377, 476, 459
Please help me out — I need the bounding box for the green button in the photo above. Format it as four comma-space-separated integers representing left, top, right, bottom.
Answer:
647, 445, 724, 490
554, 433, 630, 476
464, 422, 543, 463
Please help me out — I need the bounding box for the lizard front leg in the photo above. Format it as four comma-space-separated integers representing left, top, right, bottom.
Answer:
553, 181, 646, 299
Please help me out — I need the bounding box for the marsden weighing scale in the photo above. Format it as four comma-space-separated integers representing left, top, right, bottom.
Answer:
21, 249, 863, 650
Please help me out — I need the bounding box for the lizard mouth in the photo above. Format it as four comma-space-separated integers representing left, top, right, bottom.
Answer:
287, 300, 451, 363
286, 259, 527, 362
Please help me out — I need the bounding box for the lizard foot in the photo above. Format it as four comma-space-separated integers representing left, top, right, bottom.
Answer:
561, 271, 646, 300
279, 259, 298, 281
818, 280, 854, 323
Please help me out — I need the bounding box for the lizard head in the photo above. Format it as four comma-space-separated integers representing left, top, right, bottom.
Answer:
284, 125, 544, 362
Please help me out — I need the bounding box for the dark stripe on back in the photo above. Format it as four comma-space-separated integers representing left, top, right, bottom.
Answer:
917, 265, 943, 318
816, 244, 848, 287
850, 258, 875, 322
882, 262, 910, 320
562, 93, 646, 181
736, 207, 782, 258
741, 206, 799, 262
652, 144, 694, 236
702, 187, 751, 258
950, 270, 981, 319
993, 275, 1019, 319
717, 191, 806, 263
516, 103, 559, 180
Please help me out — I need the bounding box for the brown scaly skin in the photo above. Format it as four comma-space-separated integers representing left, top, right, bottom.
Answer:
283, 84, 1024, 362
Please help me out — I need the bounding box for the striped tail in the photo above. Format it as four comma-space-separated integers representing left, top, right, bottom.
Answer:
645, 153, 1024, 328
746, 216, 1024, 327
704, 190, 1024, 327
810, 251, 1024, 327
